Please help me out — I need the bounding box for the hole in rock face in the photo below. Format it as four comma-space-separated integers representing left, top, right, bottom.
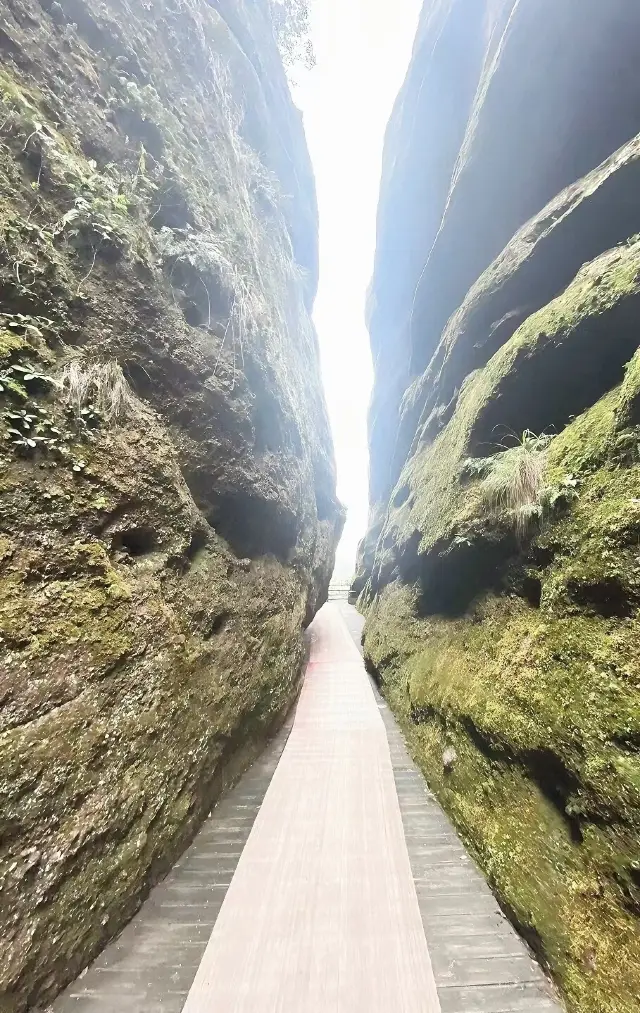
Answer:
186, 526, 208, 559
182, 301, 205, 328
523, 748, 584, 844
618, 865, 640, 916
461, 720, 585, 844
413, 534, 518, 618
80, 136, 112, 169
123, 359, 155, 398
567, 575, 638, 618
519, 575, 542, 608
207, 493, 298, 564
393, 484, 410, 509
112, 108, 165, 159
202, 611, 230, 640
149, 179, 195, 231
165, 526, 210, 574
527, 545, 556, 570
315, 484, 334, 523
163, 258, 229, 332
112, 526, 157, 557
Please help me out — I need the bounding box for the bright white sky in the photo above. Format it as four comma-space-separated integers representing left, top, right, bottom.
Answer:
295, 0, 423, 580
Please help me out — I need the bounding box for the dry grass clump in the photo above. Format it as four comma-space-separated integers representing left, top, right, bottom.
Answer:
59, 360, 138, 423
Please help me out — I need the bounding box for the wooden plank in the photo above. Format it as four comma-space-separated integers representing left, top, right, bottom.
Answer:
437, 983, 560, 1013
55, 601, 564, 1013
432, 954, 545, 987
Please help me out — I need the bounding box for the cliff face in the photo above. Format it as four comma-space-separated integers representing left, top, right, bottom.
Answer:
0, 0, 341, 1007
359, 2, 640, 1010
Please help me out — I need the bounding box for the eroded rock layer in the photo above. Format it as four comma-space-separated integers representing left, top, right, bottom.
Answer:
0, 1, 342, 1007
358, 2, 640, 1010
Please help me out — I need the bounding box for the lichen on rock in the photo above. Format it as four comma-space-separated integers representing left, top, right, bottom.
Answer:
359, 2, 640, 1010
0, 0, 342, 1008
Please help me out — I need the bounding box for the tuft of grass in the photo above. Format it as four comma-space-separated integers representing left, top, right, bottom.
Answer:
473, 430, 551, 536
59, 361, 138, 423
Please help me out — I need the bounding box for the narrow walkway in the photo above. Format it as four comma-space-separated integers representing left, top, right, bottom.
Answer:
55, 603, 563, 1013
181, 602, 440, 1012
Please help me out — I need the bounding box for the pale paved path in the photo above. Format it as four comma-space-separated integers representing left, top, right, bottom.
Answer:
181, 601, 441, 1012
55, 602, 563, 1013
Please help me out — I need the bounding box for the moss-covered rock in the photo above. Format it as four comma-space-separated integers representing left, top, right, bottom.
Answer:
361, 2, 640, 1010
364, 422, 640, 1009
369, 241, 640, 604
0, 0, 342, 1009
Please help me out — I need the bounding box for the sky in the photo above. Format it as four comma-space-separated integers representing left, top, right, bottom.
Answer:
294, 0, 423, 580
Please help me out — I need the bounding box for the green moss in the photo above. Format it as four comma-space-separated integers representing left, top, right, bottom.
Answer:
0, 70, 40, 116
0, 330, 29, 364
365, 359, 640, 1011
365, 578, 640, 1013
380, 240, 640, 576
615, 349, 640, 429
0, 543, 134, 669
362, 235, 640, 1011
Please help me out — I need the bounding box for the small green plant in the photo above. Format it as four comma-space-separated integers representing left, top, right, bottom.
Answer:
56, 192, 129, 293
2, 397, 96, 472
1, 359, 136, 471
3, 401, 65, 454
58, 195, 129, 247
6, 430, 38, 450
52, 151, 158, 292
9, 364, 55, 385
540, 473, 581, 512
5, 407, 40, 448
0, 368, 25, 397
3, 312, 55, 340
0, 362, 55, 397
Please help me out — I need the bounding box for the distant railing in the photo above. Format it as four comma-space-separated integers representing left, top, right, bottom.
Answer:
327, 581, 351, 601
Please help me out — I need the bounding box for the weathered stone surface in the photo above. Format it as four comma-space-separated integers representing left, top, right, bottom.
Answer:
359, 2, 640, 1011
0, 1, 341, 1009
367, 0, 640, 509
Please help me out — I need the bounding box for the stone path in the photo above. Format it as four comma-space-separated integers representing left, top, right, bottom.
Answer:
54, 602, 563, 1013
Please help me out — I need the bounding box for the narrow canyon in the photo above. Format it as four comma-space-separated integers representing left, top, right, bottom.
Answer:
0, 1, 638, 1012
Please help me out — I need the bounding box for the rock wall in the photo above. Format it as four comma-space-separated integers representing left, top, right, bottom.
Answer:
0, 1, 342, 1008
358, 2, 640, 1010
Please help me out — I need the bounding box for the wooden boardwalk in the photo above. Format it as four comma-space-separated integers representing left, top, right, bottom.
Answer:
54, 603, 563, 1013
